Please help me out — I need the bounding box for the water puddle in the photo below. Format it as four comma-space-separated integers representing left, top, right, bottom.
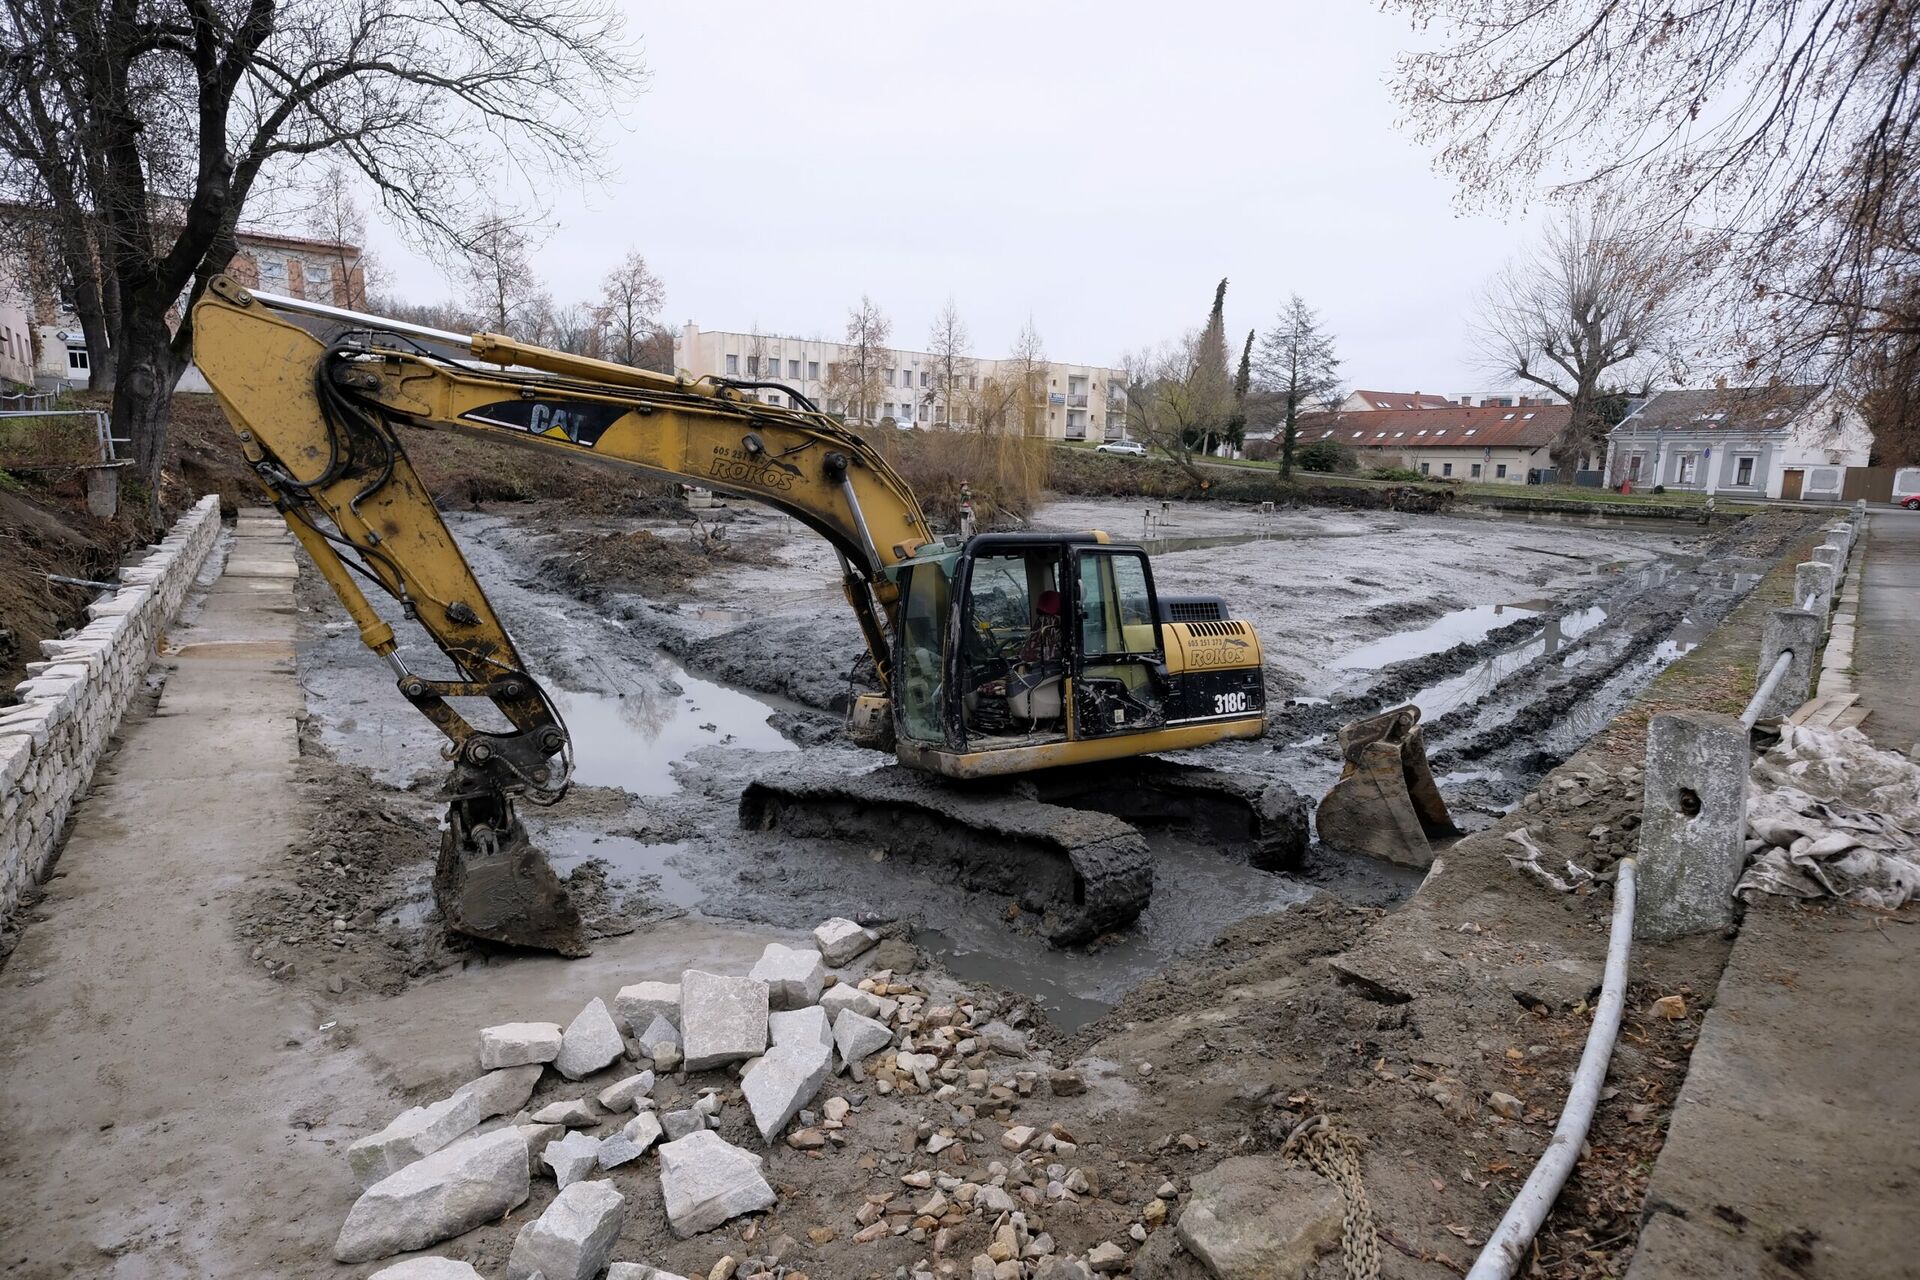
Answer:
540, 833, 705, 908
1398, 605, 1611, 720
676, 605, 756, 624
919, 928, 1115, 1030
1332, 602, 1541, 671
549, 663, 793, 796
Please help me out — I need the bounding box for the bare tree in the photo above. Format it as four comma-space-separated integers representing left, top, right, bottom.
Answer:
459, 214, 547, 339
599, 249, 665, 366
546, 301, 607, 357
824, 295, 890, 424
1001, 318, 1049, 436
1256, 293, 1341, 478
0, 0, 642, 491
1476, 202, 1685, 477
924, 297, 974, 429
306, 166, 376, 308
1123, 332, 1234, 489
1387, 0, 1918, 402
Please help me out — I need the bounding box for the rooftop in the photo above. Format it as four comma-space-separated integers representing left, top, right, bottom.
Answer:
1309, 403, 1569, 449
1614, 385, 1824, 435
1351, 389, 1454, 410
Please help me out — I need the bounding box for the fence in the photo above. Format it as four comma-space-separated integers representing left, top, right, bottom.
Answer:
1467, 498, 1868, 1279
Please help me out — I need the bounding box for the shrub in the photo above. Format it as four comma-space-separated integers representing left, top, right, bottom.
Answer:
1366, 465, 1426, 482
1295, 439, 1357, 474
866, 427, 1049, 531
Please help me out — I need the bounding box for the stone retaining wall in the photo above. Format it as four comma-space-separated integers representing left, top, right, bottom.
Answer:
0, 495, 223, 921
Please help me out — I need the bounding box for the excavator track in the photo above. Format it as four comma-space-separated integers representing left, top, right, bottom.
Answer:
739, 765, 1154, 946
1016, 758, 1310, 872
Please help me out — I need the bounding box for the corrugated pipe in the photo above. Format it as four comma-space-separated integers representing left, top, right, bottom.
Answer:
1466, 856, 1638, 1280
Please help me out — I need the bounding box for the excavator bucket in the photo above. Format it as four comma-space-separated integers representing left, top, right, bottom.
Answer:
434, 796, 591, 956
1315, 704, 1460, 868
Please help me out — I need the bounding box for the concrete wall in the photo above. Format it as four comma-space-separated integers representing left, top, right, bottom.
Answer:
0, 495, 222, 922
0, 291, 33, 387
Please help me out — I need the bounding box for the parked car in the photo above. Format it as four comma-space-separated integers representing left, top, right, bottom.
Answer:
1095, 439, 1147, 457
1895, 466, 1920, 510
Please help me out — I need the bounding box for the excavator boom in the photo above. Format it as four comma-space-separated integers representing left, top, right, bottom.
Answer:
192, 277, 935, 953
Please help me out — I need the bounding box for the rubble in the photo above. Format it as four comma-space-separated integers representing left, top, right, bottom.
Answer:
507, 1179, 626, 1280
813, 917, 880, 965
608, 1266, 692, 1280
680, 971, 770, 1070
1175, 1156, 1343, 1280
657, 1129, 777, 1237
553, 997, 625, 1080
334, 1128, 530, 1263
479, 1022, 564, 1069
598, 1070, 657, 1112
615, 980, 682, 1032
768, 1005, 833, 1051
542, 1130, 602, 1188
662, 1107, 707, 1140
742, 1039, 833, 1142
831, 1009, 894, 1071
748, 943, 826, 1011
622, 1110, 666, 1152
457, 1063, 544, 1122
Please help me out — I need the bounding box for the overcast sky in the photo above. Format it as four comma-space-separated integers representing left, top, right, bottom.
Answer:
367, 2, 1545, 394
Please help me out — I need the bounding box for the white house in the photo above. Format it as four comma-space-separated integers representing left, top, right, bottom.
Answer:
1606, 385, 1872, 501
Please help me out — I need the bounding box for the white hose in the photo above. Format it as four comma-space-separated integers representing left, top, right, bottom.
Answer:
1466, 856, 1638, 1280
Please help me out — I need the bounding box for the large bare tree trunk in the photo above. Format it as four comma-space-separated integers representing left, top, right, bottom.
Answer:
111, 293, 185, 497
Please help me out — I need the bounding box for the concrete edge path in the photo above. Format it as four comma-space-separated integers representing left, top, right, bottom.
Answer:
1626, 509, 1920, 1280
0, 510, 373, 1276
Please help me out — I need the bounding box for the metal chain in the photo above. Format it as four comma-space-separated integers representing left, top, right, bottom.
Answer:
1284, 1115, 1382, 1280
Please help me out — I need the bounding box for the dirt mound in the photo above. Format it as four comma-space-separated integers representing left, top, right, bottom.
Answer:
543, 525, 771, 600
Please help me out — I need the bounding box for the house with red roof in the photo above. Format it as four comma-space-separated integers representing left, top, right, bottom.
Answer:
1307, 403, 1574, 483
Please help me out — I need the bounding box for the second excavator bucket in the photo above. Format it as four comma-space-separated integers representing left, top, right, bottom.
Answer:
1315, 704, 1460, 868
434, 795, 591, 957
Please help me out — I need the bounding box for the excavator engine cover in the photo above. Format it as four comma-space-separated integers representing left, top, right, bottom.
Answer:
435, 795, 591, 956
1315, 704, 1460, 868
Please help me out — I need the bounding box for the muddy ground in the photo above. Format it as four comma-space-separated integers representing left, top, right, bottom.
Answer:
283, 497, 1745, 1024
0, 486, 1826, 1280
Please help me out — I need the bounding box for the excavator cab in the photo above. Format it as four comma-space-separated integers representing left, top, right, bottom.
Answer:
889, 533, 1259, 778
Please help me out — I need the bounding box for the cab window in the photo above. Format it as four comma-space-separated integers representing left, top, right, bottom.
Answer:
1077, 550, 1158, 658
895, 559, 952, 743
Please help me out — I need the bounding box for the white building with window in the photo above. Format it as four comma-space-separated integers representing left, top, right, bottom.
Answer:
1305, 403, 1573, 483
1605, 386, 1871, 501
675, 323, 1128, 441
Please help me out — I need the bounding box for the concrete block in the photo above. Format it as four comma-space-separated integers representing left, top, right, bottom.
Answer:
818, 983, 883, 1021
1755, 608, 1820, 722
1795, 562, 1836, 620
621, 1110, 665, 1153
480, 1021, 563, 1068
769, 1005, 833, 1051
369, 1260, 485, 1279
749, 943, 826, 1010
1636, 710, 1751, 941
614, 980, 681, 1031
597, 1070, 656, 1112
507, 1179, 626, 1280
1811, 543, 1844, 571
680, 971, 769, 1070
831, 1009, 895, 1072
656, 1129, 776, 1238
743, 1039, 833, 1142
813, 917, 880, 966
541, 1130, 602, 1188
553, 997, 624, 1080
453, 1063, 543, 1123
334, 1128, 530, 1263
348, 1093, 487, 1189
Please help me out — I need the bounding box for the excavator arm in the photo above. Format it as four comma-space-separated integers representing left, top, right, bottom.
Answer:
191, 275, 936, 953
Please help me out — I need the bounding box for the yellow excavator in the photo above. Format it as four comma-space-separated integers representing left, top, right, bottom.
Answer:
191, 277, 1306, 953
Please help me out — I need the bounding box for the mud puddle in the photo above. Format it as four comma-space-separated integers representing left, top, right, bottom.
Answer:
916, 833, 1322, 1031
551, 664, 792, 795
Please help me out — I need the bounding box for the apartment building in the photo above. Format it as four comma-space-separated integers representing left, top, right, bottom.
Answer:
675, 323, 1128, 441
